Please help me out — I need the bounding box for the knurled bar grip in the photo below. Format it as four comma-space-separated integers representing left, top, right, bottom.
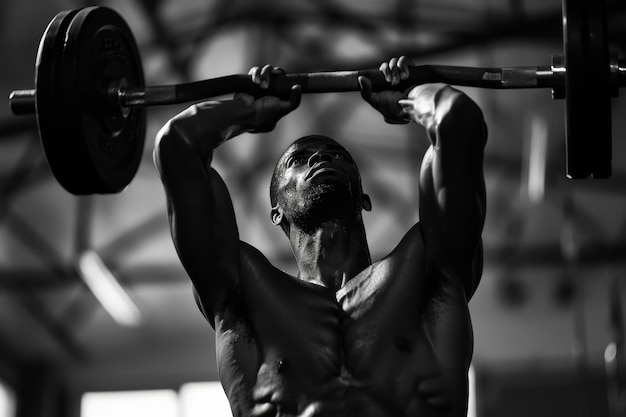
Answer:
123, 65, 560, 107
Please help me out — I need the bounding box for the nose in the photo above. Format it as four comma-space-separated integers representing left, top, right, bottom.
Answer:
308, 151, 333, 166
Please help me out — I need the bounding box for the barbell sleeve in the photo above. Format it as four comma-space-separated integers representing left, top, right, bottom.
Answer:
8, 89, 37, 115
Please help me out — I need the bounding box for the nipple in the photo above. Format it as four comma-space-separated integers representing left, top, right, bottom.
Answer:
276, 359, 287, 374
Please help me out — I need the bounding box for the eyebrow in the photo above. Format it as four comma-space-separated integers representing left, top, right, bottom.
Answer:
284, 144, 352, 162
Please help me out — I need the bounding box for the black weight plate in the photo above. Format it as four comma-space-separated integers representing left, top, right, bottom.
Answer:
40, 6, 146, 194
562, 0, 612, 179
35, 9, 81, 190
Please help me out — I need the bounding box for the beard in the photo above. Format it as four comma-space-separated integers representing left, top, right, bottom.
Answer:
289, 182, 361, 234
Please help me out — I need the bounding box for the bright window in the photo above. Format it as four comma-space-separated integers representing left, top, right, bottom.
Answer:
81, 382, 232, 417
180, 381, 232, 417
468, 365, 477, 417
81, 389, 178, 417
79, 373, 477, 417
0, 379, 16, 417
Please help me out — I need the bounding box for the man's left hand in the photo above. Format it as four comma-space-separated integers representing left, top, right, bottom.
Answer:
358, 56, 413, 124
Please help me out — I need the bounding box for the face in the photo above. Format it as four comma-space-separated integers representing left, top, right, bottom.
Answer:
271, 136, 371, 232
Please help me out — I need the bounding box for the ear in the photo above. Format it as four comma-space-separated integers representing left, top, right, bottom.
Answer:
271, 205, 284, 225
362, 194, 372, 212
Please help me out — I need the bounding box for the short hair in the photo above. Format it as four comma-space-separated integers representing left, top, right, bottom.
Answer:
270, 135, 344, 208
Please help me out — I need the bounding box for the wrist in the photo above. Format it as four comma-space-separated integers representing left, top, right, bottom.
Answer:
403, 83, 451, 127
406, 83, 448, 102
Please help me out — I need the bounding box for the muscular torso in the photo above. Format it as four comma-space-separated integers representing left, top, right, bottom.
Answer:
154, 83, 486, 417
210, 225, 474, 417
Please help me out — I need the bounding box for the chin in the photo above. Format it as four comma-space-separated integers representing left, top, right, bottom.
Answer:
292, 183, 361, 232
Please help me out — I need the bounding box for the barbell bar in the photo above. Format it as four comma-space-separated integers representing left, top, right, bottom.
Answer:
11, 63, 571, 111
7, 0, 626, 195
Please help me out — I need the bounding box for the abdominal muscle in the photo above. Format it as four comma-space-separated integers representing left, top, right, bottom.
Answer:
244, 364, 448, 417
247, 366, 409, 417
214, 297, 449, 417
213, 237, 464, 417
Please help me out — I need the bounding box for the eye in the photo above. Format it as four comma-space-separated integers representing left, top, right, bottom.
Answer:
334, 153, 345, 160
287, 156, 305, 167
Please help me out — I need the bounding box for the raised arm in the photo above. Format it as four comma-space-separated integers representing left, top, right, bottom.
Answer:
359, 57, 487, 299
404, 83, 487, 299
154, 67, 300, 326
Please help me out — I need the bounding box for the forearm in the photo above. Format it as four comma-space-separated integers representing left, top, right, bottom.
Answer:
154, 99, 256, 169
404, 83, 487, 151
414, 84, 487, 271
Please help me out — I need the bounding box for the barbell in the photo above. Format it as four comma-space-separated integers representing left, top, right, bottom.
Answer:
7, 0, 626, 195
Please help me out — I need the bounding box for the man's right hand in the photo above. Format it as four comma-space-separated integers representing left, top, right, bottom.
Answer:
236, 64, 302, 133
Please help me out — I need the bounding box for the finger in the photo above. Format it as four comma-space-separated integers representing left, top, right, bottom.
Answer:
389, 57, 400, 85
398, 98, 415, 113
251, 403, 276, 417
398, 98, 414, 108
379, 62, 391, 83
358, 76, 373, 102
271, 66, 286, 75
399, 55, 415, 66
260, 64, 273, 88
288, 84, 302, 110
398, 56, 410, 80
248, 66, 262, 85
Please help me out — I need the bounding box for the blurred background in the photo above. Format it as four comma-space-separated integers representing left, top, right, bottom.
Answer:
1, 0, 626, 416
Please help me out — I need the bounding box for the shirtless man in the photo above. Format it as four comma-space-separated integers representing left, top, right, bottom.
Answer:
154, 56, 487, 417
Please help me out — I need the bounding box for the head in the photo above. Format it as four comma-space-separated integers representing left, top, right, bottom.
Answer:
269, 135, 372, 235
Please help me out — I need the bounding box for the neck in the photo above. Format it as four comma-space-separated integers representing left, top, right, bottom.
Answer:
290, 218, 371, 291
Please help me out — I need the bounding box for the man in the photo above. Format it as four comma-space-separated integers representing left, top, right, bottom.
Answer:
154, 56, 487, 417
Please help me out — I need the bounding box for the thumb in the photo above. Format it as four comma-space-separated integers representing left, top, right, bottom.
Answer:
234, 92, 255, 106
358, 76, 373, 102
398, 99, 415, 114
288, 84, 302, 110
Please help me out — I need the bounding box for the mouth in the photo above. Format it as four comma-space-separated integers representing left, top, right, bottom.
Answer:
305, 165, 344, 183
417, 378, 451, 411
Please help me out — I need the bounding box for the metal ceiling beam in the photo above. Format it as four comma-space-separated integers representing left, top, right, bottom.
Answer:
98, 211, 168, 260
2, 209, 86, 359
7, 214, 71, 282
0, 331, 25, 369
14, 290, 87, 360
488, 240, 626, 268
0, 271, 74, 290
74, 195, 93, 255
135, 0, 191, 77
0, 135, 50, 211
57, 285, 102, 333
0, 265, 184, 289
170, 0, 626, 73
305, 0, 380, 31
2, 233, 626, 291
